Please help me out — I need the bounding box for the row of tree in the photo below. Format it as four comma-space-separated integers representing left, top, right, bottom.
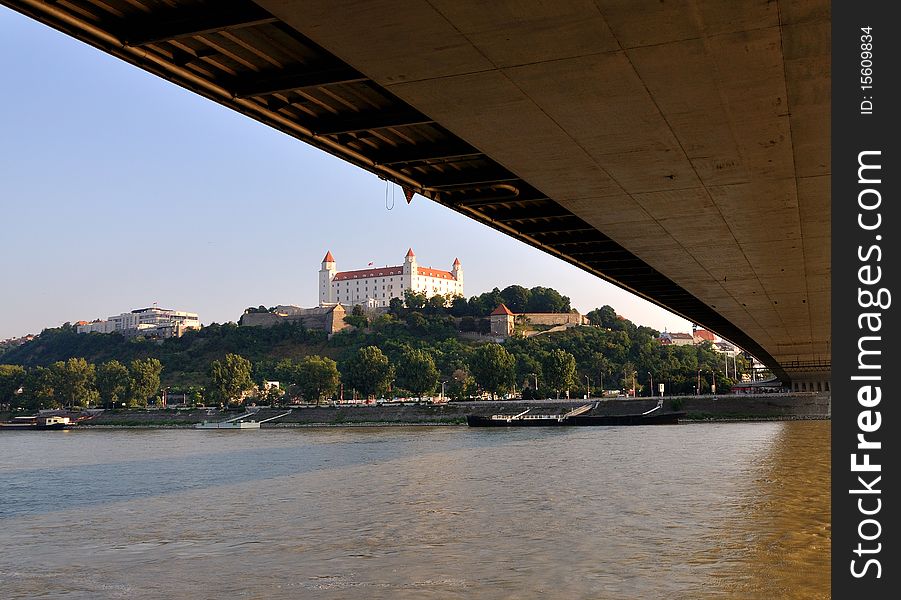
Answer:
381, 285, 572, 318
0, 358, 162, 410
200, 343, 575, 404
1, 301, 749, 407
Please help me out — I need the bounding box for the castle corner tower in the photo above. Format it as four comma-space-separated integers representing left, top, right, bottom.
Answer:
451, 257, 463, 287
319, 251, 337, 305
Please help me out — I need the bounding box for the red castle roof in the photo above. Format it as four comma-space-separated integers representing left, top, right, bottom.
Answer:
416, 267, 455, 279
490, 303, 514, 316
333, 267, 403, 281
333, 265, 457, 281
453, 257, 461, 266
322, 251, 335, 263
406, 247, 415, 258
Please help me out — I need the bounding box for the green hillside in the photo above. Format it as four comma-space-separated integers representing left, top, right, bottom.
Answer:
1, 298, 748, 411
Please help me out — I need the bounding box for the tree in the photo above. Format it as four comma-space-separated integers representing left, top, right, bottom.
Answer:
500, 285, 531, 313
449, 295, 469, 317
344, 346, 394, 399
396, 348, 439, 399
426, 294, 448, 313
388, 297, 405, 315
296, 355, 340, 404
0, 364, 26, 408
260, 381, 286, 406
403, 289, 427, 310
526, 286, 570, 313
50, 358, 98, 408
620, 361, 640, 397
274, 358, 299, 386
21, 367, 57, 410
586, 352, 611, 394
127, 358, 162, 407
96, 360, 131, 409
447, 367, 475, 401
543, 349, 576, 399
469, 343, 516, 400
515, 353, 542, 392
344, 313, 369, 328
208, 354, 253, 405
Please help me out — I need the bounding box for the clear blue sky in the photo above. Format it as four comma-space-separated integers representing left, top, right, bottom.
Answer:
0, 7, 692, 341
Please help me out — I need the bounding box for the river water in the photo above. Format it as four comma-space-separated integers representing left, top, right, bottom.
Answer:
0, 421, 829, 599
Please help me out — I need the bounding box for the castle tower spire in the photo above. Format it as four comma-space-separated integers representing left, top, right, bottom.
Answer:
319, 251, 337, 306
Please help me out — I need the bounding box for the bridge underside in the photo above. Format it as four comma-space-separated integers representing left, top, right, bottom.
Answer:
3, 0, 831, 382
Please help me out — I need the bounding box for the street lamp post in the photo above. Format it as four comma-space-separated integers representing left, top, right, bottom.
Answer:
712, 369, 717, 396
647, 372, 653, 397
697, 369, 701, 396
440, 380, 447, 401
585, 375, 590, 399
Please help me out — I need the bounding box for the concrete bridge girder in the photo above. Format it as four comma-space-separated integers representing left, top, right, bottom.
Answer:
1, 0, 831, 383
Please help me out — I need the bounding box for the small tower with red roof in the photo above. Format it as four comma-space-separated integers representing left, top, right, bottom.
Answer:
319, 250, 337, 306
451, 257, 463, 287
402, 247, 417, 290
490, 303, 515, 337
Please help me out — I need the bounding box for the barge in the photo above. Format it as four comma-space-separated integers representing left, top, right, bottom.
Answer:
0, 415, 73, 430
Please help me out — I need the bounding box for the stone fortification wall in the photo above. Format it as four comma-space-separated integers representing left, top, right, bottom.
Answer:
517, 312, 586, 326
240, 305, 347, 334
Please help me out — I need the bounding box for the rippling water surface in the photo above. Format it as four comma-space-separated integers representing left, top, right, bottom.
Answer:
0, 421, 829, 599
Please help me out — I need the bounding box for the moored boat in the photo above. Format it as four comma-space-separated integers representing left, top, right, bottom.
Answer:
466, 401, 683, 427
0, 415, 73, 430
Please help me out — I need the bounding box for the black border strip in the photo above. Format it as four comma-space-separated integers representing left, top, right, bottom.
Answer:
832, 1, 899, 595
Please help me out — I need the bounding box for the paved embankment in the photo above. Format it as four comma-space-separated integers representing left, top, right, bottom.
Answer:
27, 393, 829, 428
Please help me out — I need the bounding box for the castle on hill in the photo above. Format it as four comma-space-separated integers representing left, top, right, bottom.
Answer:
319, 248, 463, 308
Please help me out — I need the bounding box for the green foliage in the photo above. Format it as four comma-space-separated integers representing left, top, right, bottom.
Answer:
96, 360, 130, 408
295, 355, 340, 403
260, 383, 285, 405
388, 297, 405, 315
403, 289, 427, 310
343, 346, 394, 399
128, 358, 163, 407
446, 367, 475, 401
425, 294, 449, 313
0, 293, 752, 403
208, 354, 253, 404
543, 349, 577, 397
620, 361, 639, 395
0, 321, 327, 388
469, 343, 516, 399
0, 364, 26, 407
395, 348, 439, 398
499, 285, 531, 313
21, 367, 56, 410
344, 314, 369, 328
50, 358, 98, 408
586, 305, 617, 328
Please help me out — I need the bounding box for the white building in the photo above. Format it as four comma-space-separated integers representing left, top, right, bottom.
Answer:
319, 248, 463, 308
77, 307, 201, 338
